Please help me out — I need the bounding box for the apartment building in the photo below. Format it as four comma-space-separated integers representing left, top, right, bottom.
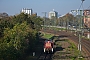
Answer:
84, 9, 90, 28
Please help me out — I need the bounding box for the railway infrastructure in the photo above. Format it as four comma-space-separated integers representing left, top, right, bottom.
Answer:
42, 29, 90, 60
36, 52, 52, 60
35, 37, 53, 60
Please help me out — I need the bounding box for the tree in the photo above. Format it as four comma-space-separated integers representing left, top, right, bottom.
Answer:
30, 15, 43, 30
59, 13, 75, 27
0, 17, 14, 37
12, 13, 34, 29
0, 21, 39, 60
0, 13, 42, 60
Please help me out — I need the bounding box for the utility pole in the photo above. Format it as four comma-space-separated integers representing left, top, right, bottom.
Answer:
78, 0, 85, 58
42, 12, 47, 32
71, 9, 83, 58
71, 8, 84, 59
81, 0, 85, 3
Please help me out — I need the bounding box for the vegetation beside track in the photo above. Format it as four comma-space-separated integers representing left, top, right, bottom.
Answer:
42, 33, 54, 39
40, 32, 84, 60
26, 32, 54, 60
52, 38, 84, 60
26, 32, 84, 60
0, 13, 43, 60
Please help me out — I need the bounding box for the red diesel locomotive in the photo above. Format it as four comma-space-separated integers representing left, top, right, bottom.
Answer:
44, 40, 54, 53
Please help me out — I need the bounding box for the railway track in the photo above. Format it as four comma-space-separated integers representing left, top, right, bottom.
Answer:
35, 37, 53, 60
67, 32, 90, 59
36, 52, 52, 60
42, 30, 90, 60
82, 39, 90, 59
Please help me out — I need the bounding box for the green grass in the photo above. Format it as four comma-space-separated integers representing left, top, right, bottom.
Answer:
67, 40, 85, 60
55, 39, 84, 60
42, 33, 54, 39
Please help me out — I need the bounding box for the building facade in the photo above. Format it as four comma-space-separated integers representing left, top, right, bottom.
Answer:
48, 9, 58, 19
21, 8, 33, 15
84, 9, 90, 28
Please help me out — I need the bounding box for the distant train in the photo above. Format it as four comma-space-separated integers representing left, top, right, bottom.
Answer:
44, 40, 54, 53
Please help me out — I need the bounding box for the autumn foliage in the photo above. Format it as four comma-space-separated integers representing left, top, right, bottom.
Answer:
0, 13, 43, 60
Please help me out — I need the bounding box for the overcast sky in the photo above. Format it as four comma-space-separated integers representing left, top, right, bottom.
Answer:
0, 0, 90, 16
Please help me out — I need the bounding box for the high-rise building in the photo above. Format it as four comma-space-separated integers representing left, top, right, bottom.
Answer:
48, 9, 58, 19
84, 9, 90, 28
21, 8, 33, 15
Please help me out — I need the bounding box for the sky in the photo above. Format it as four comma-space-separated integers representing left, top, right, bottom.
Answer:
0, 0, 90, 17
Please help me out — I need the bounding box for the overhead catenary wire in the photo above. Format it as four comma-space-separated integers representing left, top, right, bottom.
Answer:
72, 0, 85, 16
87, 6, 90, 9
78, 1, 83, 10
